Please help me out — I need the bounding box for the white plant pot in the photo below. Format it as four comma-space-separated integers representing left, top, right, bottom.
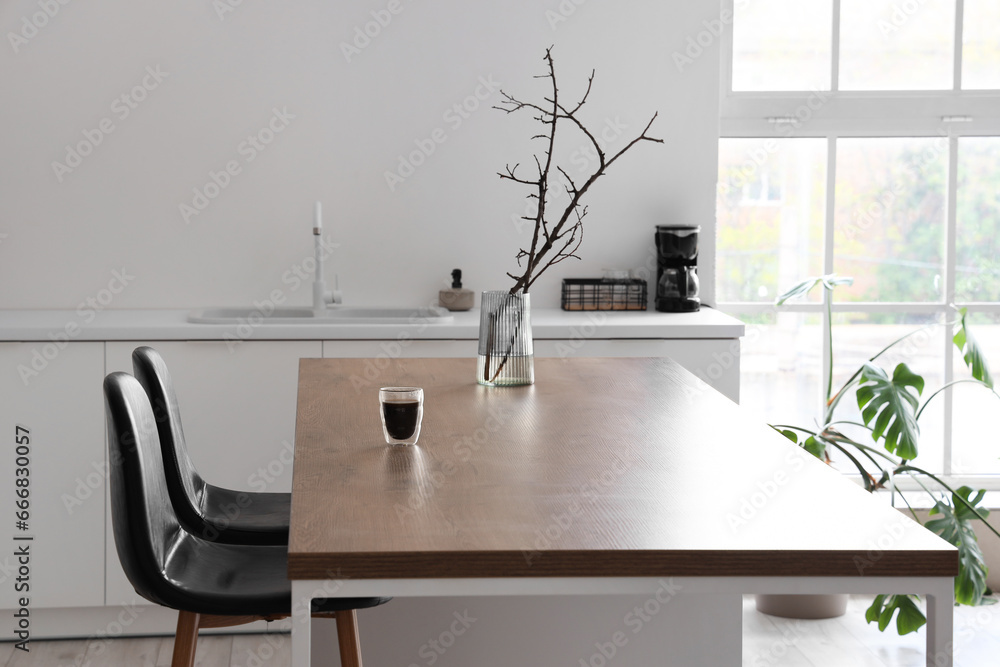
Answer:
755, 593, 849, 619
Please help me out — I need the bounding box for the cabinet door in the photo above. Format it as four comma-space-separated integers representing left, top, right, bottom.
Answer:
322, 340, 478, 359
0, 342, 105, 608
104, 340, 321, 606
323, 339, 740, 402
535, 339, 741, 403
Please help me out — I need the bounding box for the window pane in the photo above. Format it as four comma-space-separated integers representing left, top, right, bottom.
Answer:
840, 0, 955, 90
732, 0, 832, 91
952, 312, 1000, 474
717, 139, 827, 303
956, 138, 1000, 302
830, 312, 946, 473
735, 312, 823, 429
962, 0, 1000, 89
834, 138, 946, 302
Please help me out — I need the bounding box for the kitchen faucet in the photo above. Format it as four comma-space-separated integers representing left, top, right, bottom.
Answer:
312, 201, 342, 315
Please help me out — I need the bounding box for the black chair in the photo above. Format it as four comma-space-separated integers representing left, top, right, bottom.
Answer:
131, 346, 290, 546
104, 371, 389, 666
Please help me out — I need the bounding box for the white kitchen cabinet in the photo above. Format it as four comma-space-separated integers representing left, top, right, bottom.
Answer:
324, 338, 739, 402
323, 339, 478, 359
0, 343, 105, 609
0, 308, 743, 638
534, 338, 740, 402
103, 340, 321, 606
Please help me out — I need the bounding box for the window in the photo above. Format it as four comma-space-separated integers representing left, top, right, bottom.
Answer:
717, 0, 1000, 486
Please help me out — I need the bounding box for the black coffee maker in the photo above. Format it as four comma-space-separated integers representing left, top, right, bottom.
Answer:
655, 225, 700, 312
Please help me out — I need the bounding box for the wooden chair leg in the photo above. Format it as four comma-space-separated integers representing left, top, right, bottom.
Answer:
171, 611, 201, 667
336, 609, 363, 667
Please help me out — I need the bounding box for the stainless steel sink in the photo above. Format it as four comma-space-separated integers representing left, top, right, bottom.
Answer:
187, 306, 454, 324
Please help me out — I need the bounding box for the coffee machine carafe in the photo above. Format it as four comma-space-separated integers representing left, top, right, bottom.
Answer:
655, 225, 700, 312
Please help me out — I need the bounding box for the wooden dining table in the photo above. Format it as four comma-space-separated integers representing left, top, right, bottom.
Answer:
288, 357, 957, 666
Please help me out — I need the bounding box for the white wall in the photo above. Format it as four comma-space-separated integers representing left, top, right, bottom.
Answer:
0, 0, 721, 310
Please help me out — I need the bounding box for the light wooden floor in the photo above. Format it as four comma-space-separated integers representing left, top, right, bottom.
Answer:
2, 596, 997, 666
743, 595, 1000, 667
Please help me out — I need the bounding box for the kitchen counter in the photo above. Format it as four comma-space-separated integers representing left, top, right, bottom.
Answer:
0, 307, 744, 341
0, 307, 745, 639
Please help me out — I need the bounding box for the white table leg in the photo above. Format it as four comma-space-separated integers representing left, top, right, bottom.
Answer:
925, 578, 954, 667
291, 580, 313, 667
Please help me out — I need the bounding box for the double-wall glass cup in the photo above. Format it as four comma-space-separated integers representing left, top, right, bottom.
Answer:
379, 387, 423, 445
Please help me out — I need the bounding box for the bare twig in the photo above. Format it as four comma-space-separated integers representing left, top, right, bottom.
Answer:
497, 47, 663, 295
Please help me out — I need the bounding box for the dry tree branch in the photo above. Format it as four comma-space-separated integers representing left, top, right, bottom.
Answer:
497, 47, 663, 295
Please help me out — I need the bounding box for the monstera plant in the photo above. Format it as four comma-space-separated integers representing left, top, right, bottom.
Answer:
773, 274, 999, 635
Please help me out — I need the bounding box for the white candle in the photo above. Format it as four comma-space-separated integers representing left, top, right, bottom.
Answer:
314, 201, 322, 231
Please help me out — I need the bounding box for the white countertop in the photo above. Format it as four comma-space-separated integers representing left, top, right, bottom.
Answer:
0, 307, 744, 341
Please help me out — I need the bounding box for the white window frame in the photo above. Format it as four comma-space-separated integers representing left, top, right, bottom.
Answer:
717, 0, 1000, 489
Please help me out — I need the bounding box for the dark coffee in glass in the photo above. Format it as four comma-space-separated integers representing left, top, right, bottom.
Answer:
382, 401, 420, 439
378, 387, 423, 445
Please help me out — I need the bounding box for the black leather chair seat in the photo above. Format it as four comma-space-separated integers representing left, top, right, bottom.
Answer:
198, 484, 291, 544
154, 531, 390, 617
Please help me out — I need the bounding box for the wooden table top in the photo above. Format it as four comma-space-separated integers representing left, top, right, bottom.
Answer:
289, 357, 956, 580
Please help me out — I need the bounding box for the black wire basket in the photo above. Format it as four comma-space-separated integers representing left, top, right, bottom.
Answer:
560, 278, 648, 311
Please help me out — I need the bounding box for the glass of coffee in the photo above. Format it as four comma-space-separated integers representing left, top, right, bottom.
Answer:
379, 387, 423, 445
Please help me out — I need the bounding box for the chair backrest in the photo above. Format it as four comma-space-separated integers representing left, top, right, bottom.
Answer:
104, 371, 185, 609
131, 346, 207, 534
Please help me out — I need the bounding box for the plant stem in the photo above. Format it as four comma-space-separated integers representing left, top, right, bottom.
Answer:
915, 379, 991, 421
770, 424, 818, 436
823, 440, 876, 490
826, 322, 943, 418
825, 420, 874, 432
897, 465, 1000, 541
825, 287, 834, 405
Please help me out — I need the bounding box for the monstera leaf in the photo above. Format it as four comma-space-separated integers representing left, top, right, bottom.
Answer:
925, 486, 991, 606
774, 428, 827, 460
954, 308, 994, 389
865, 594, 926, 635
856, 362, 924, 460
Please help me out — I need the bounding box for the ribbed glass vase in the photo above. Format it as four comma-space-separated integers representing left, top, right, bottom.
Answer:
477, 290, 534, 386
